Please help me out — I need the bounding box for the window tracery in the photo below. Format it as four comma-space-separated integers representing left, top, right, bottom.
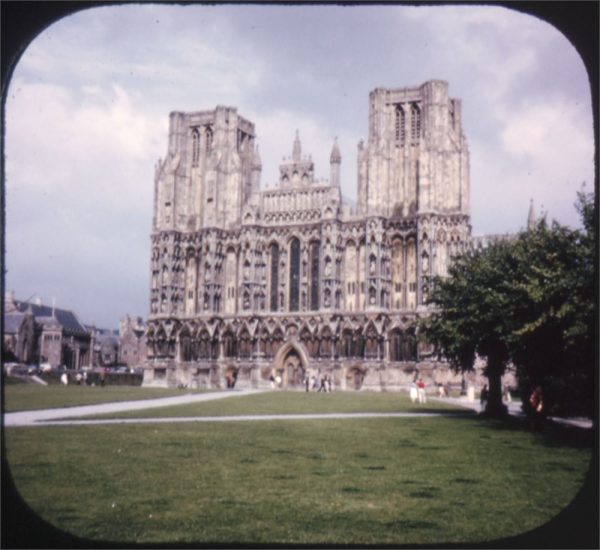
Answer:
289, 238, 301, 311
411, 103, 421, 142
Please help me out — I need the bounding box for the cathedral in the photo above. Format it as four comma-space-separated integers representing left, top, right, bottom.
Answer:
143, 80, 478, 390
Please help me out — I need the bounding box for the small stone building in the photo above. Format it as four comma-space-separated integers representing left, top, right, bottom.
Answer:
4, 292, 92, 369
88, 327, 120, 367
118, 314, 147, 368
3, 303, 36, 364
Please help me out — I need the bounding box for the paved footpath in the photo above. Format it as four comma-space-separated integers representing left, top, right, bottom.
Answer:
4, 389, 269, 427
4, 389, 592, 429
430, 395, 593, 429
5, 389, 476, 427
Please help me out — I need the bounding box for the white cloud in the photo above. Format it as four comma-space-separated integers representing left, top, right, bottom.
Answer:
6, 79, 164, 202
501, 101, 591, 162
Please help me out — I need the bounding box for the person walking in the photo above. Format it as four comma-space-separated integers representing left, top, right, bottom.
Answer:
409, 381, 418, 403
529, 386, 545, 431
480, 384, 489, 413
417, 378, 426, 403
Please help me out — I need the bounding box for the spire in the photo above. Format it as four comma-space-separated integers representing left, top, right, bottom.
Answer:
292, 129, 301, 162
527, 199, 536, 230
330, 137, 341, 187
330, 137, 341, 164
252, 144, 262, 169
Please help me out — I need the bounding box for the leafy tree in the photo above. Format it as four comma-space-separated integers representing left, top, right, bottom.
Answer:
424, 241, 517, 416
509, 191, 595, 417
424, 190, 596, 418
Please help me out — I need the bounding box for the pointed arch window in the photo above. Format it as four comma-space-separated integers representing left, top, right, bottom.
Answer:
390, 329, 403, 361
395, 104, 406, 145
411, 103, 421, 142
179, 331, 192, 362
205, 126, 213, 153
270, 243, 279, 311
341, 330, 353, 357
191, 128, 200, 167
310, 240, 320, 310
289, 238, 301, 312
223, 331, 237, 358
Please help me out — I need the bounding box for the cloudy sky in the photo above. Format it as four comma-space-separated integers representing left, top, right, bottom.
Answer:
4, 4, 594, 328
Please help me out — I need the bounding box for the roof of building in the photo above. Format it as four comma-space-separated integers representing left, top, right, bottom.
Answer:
3, 311, 26, 334
94, 334, 119, 351
36, 316, 62, 330
85, 326, 119, 337
12, 300, 89, 336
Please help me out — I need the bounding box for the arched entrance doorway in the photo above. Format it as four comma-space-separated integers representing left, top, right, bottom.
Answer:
272, 343, 308, 389
224, 365, 238, 388
346, 365, 366, 390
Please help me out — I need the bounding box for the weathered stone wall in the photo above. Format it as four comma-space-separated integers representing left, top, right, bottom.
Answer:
146, 81, 476, 390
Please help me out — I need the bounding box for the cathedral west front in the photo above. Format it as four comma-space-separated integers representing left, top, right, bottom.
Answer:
143, 80, 474, 390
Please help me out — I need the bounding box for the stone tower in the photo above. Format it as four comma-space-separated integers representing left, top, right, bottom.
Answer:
357, 81, 471, 305
357, 80, 469, 218
153, 106, 259, 232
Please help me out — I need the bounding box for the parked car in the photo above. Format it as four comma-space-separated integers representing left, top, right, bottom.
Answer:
5, 363, 25, 375
27, 364, 40, 375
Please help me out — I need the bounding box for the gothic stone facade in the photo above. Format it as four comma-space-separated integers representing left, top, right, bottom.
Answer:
144, 81, 472, 390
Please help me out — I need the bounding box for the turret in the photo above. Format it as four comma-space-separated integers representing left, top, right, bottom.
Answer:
279, 131, 314, 187
292, 129, 301, 162
527, 199, 536, 230
330, 137, 341, 187
251, 144, 262, 192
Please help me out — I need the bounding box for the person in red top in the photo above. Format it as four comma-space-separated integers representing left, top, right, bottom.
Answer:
529, 385, 545, 431
416, 378, 426, 404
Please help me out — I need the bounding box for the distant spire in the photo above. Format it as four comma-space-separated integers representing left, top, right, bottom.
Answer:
292, 130, 301, 162
527, 199, 536, 230
330, 137, 341, 187
330, 137, 341, 164
252, 144, 262, 169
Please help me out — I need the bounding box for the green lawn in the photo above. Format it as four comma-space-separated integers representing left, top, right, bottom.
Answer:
85, 390, 469, 419
2, 384, 204, 413
4, 393, 592, 545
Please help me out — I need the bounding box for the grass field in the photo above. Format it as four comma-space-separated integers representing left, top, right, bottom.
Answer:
84, 390, 468, 419
2, 384, 204, 413
4, 391, 592, 546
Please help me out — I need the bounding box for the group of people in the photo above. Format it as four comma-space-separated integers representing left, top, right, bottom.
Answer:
60, 371, 90, 386
409, 378, 427, 403
59, 369, 106, 387
306, 374, 333, 393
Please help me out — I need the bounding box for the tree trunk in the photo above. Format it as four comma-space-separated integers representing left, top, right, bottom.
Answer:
485, 358, 508, 417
